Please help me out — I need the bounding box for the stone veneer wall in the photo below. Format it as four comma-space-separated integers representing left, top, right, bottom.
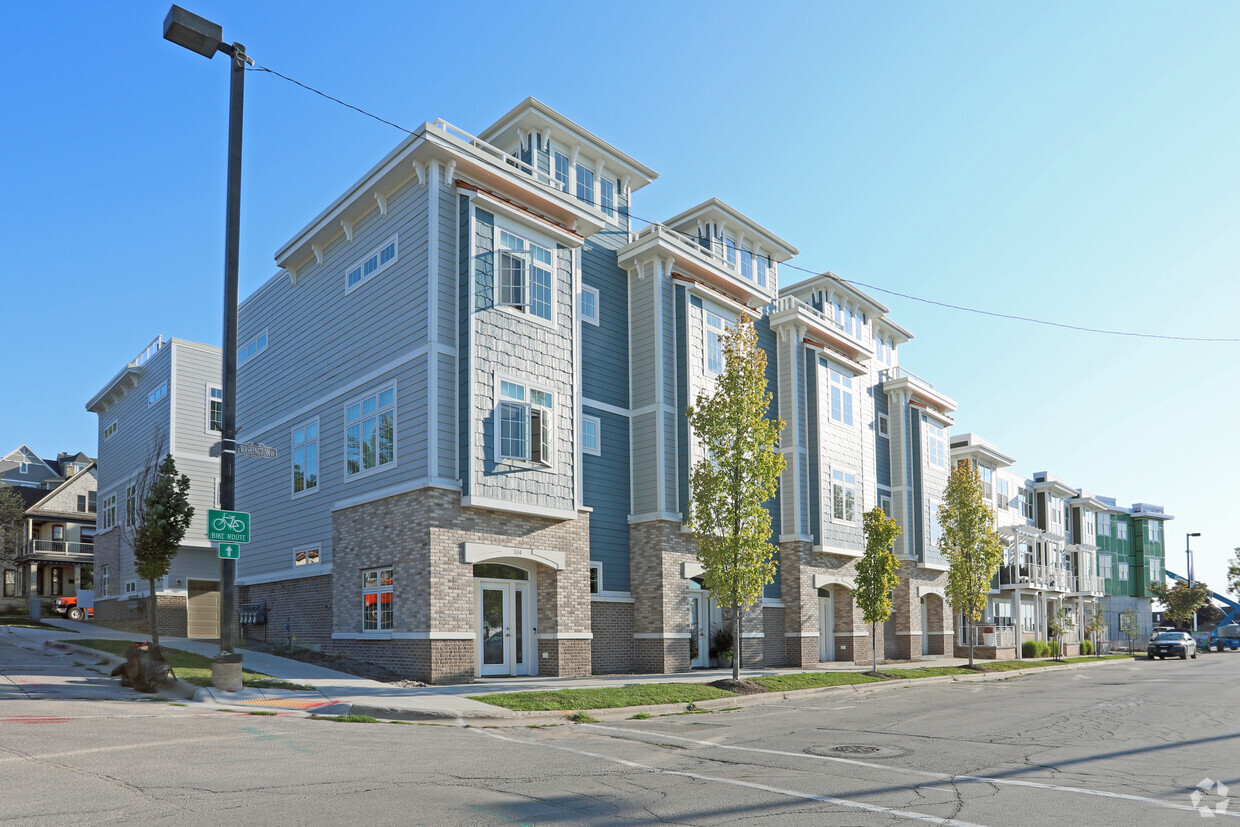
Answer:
94, 594, 188, 638
240, 574, 333, 650
591, 599, 635, 674
629, 520, 696, 674
329, 487, 591, 684
763, 606, 787, 667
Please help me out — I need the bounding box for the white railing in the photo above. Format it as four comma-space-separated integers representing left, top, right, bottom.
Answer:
959, 625, 1016, 648
997, 564, 1075, 591
629, 223, 768, 290
24, 540, 94, 558
1075, 573, 1102, 593
879, 366, 936, 391
431, 119, 560, 190
773, 295, 848, 334
129, 336, 164, 369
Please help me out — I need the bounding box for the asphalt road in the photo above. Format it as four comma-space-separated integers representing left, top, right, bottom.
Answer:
2, 639, 1239, 825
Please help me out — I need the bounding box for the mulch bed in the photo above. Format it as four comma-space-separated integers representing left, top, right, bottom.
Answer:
707, 678, 769, 695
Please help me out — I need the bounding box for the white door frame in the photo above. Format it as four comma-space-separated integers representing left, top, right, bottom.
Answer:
475, 570, 535, 677
819, 589, 835, 661
921, 597, 930, 655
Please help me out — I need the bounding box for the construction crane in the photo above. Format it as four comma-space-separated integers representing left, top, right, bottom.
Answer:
1165, 570, 1240, 651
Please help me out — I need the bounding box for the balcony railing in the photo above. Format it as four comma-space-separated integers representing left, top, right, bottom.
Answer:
129, 336, 165, 369
628, 223, 771, 292
22, 540, 95, 560
431, 119, 561, 191
879, 366, 936, 392
959, 625, 1016, 648
1075, 573, 1103, 593
996, 564, 1075, 591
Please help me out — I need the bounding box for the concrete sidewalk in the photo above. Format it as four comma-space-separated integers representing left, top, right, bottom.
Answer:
16, 618, 1127, 722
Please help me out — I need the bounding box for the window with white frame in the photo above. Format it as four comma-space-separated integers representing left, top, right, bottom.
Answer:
294, 545, 320, 566
924, 419, 946, 467
1116, 521, 1128, 541
498, 229, 554, 322
581, 414, 601, 456
828, 366, 854, 426
575, 164, 594, 205
124, 580, 137, 595
599, 178, 615, 216
1149, 521, 1162, 543
877, 413, 889, 437
978, 464, 994, 500
18, 461, 28, 474
997, 478, 1010, 510
345, 386, 395, 477
1049, 495, 1063, 530
238, 330, 268, 368
553, 152, 570, 191
1022, 601, 1036, 632
1084, 510, 1096, 544
1099, 554, 1113, 579
125, 484, 137, 526
292, 420, 319, 495
208, 386, 223, 432
831, 468, 858, 522
705, 311, 727, 374
580, 285, 599, 325
362, 568, 394, 632
104, 420, 118, 440
1020, 488, 1034, 520
345, 236, 399, 293
1148, 557, 1162, 584
498, 379, 553, 465
589, 562, 602, 594
928, 499, 943, 546
1118, 562, 1129, 581
876, 336, 888, 365
1098, 512, 1111, 537
879, 492, 892, 517
100, 494, 116, 530
100, 565, 110, 597
147, 382, 167, 406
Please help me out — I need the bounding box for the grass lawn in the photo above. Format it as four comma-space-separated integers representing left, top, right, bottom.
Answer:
751, 672, 884, 691
469, 683, 739, 711
880, 666, 980, 679
66, 639, 313, 690
1, 616, 76, 631
980, 654, 1130, 672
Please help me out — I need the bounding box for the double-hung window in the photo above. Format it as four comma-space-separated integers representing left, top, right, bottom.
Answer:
101, 494, 116, 530
580, 285, 599, 325
581, 414, 601, 456
1116, 522, 1128, 541
924, 419, 946, 467
498, 230, 554, 322
1149, 521, 1162, 543
575, 164, 594, 205
553, 152, 570, 191
599, 178, 615, 216
831, 468, 857, 522
292, 420, 319, 495
498, 380, 553, 465
1148, 557, 1162, 583
1118, 562, 1129, 581
978, 464, 994, 500
1099, 554, 1113, 579
362, 568, 394, 632
1098, 512, 1111, 537
208, 387, 223, 432
828, 367, 854, 425
705, 311, 727, 374
928, 499, 943, 545
346, 387, 395, 477
997, 478, 1009, 510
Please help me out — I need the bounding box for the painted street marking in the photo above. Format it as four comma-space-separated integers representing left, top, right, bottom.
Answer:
475, 728, 987, 826
591, 724, 1240, 820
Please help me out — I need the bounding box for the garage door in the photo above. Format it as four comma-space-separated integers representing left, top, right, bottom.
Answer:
186, 580, 220, 639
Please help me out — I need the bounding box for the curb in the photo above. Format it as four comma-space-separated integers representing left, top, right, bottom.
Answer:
46, 640, 199, 701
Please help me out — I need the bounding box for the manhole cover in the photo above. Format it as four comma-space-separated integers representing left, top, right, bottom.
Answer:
804, 743, 906, 759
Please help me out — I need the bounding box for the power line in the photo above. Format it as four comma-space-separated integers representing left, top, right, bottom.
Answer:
250, 64, 1239, 344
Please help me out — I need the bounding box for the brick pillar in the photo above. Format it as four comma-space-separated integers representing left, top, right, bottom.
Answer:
892, 560, 918, 660
630, 520, 694, 674
780, 540, 819, 667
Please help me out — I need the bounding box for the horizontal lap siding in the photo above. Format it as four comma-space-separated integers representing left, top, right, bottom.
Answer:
96, 346, 175, 507
583, 407, 630, 591
581, 234, 629, 410
171, 341, 222, 461
630, 412, 658, 514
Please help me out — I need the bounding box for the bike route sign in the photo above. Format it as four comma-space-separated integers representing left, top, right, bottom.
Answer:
218, 543, 240, 560
207, 509, 251, 543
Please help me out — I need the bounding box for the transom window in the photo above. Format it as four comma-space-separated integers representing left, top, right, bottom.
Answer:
208, 386, 223, 431
346, 387, 395, 477
147, 382, 168, 406
499, 380, 553, 465
292, 420, 319, 494
346, 236, 399, 292
362, 568, 394, 632
705, 311, 728, 374
238, 330, 268, 368
829, 367, 854, 426
498, 230, 554, 322
831, 468, 857, 522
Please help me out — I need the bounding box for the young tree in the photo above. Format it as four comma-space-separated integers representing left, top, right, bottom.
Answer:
1227, 547, 1240, 602
1082, 607, 1107, 657
133, 454, 194, 645
1118, 608, 1140, 654
1046, 606, 1074, 662
685, 320, 785, 681
938, 461, 1004, 668
1149, 579, 1212, 630
856, 507, 902, 675
0, 486, 25, 602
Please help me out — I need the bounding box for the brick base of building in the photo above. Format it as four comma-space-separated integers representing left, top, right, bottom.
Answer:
92, 594, 188, 638
591, 600, 635, 674
239, 574, 333, 650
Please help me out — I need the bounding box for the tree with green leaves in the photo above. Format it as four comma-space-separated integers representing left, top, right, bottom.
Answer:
1119, 608, 1140, 654
685, 319, 785, 681
1149, 579, 1212, 630
1227, 547, 1240, 602
938, 461, 1005, 668
0, 486, 25, 603
1046, 606, 1074, 662
133, 454, 194, 645
856, 507, 902, 675
1082, 606, 1106, 657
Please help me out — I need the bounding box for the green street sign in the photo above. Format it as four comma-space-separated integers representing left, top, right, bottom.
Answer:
218, 543, 240, 560
207, 509, 250, 543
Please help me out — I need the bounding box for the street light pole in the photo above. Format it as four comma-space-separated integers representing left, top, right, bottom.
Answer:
1187, 532, 1201, 631
163, 5, 251, 684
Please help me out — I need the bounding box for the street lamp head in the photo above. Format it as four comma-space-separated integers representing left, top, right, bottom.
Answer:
1188, 532, 1202, 538
163, 5, 224, 59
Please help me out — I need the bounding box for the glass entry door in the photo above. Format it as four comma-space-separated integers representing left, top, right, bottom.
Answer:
819, 590, 835, 661
478, 580, 530, 677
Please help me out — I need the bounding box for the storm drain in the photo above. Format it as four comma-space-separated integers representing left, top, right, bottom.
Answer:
804, 743, 906, 759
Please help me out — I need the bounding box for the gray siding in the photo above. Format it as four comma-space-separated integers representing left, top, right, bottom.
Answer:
580, 230, 629, 410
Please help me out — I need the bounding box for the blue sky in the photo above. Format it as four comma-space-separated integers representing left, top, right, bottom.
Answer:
4, 2, 1237, 593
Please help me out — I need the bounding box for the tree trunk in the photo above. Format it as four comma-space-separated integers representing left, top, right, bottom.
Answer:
968, 616, 975, 668
732, 610, 741, 681
147, 578, 159, 646
871, 621, 878, 675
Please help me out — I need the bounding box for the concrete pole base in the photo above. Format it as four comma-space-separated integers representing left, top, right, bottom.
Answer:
28, 598, 41, 621
211, 653, 244, 692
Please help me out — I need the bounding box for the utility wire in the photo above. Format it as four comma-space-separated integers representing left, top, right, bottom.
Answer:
250, 64, 1240, 344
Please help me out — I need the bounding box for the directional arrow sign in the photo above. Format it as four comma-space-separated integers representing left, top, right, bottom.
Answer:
207, 509, 250, 543
218, 543, 240, 560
